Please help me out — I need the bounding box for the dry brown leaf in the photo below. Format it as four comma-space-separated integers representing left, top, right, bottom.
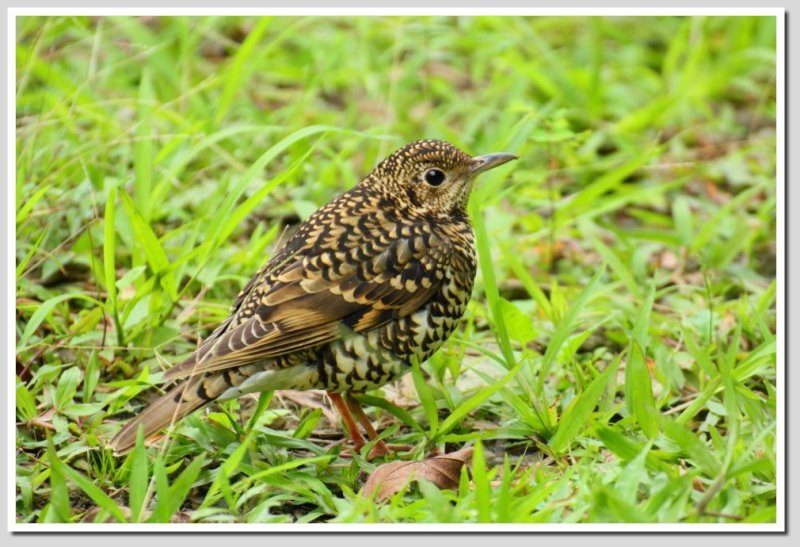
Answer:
363, 446, 473, 502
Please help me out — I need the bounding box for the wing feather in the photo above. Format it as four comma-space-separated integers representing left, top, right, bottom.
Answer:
165, 228, 449, 381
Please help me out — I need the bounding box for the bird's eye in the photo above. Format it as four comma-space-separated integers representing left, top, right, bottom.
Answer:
424, 168, 446, 186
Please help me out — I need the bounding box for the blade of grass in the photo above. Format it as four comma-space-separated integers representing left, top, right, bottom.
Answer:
198, 125, 340, 260
151, 454, 170, 523
470, 197, 515, 369
59, 466, 129, 523
16, 378, 38, 421
595, 425, 672, 473
682, 326, 718, 380
201, 432, 255, 509
411, 359, 439, 437
549, 352, 622, 453
245, 390, 273, 433
293, 408, 323, 439
537, 266, 605, 393
241, 454, 335, 486
733, 338, 776, 381
472, 440, 491, 523
213, 18, 272, 127
16, 224, 49, 278
103, 185, 124, 346
560, 149, 655, 214
54, 367, 81, 411
502, 245, 553, 320
435, 360, 523, 441
660, 416, 721, 478
82, 350, 100, 403
120, 191, 178, 302
581, 221, 640, 297
149, 454, 206, 523
47, 439, 129, 523
45, 437, 71, 523
16, 184, 50, 226
691, 184, 766, 253
128, 426, 149, 523
135, 68, 154, 220
719, 324, 741, 472
625, 282, 659, 439
17, 293, 102, 351
350, 393, 424, 434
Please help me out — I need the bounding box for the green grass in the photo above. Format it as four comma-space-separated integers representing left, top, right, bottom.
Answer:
15, 15, 778, 524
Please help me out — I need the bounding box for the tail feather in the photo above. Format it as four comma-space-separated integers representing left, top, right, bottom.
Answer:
108, 363, 315, 455
108, 377, 206, 455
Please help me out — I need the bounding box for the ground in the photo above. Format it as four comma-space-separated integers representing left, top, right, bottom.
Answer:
15, 15, 778, 524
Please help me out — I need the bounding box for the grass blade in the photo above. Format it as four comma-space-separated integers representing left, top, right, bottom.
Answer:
625, 283, 659, 439
150, 455, 170, 523
120, 191, 178, 302
436, 361, 523, 441
626, 341, 660, 439
17, 293, 101, 351
472, 440, 491, 523
16, 184, 50, 226
213, 18, 272, 126
242, 454, 335, 486
470, 198, 515, 368
58, 463, 129, 523
245, 390, 273, 433
549, 353, 622, 453
150, 454, 206, 523
135, 68, 154, 220
412, 359, 439, 437
45, 438, 70, 523
538, 266, 605, 393
660, 416, 721, 478
54, 367, 81, 411
128, 426, 149, 522
720, 324, 741, 472
103, 185, 124, 345
198, 125, 341, 260
351, 393, 424, 434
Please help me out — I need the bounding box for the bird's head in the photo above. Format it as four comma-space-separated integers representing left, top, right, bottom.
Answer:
368, 139, 517, 218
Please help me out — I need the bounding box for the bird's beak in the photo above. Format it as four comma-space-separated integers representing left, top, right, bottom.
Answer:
469, 152, 518, 177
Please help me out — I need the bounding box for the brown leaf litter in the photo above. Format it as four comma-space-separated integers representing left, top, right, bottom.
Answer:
363, 446, 473, 502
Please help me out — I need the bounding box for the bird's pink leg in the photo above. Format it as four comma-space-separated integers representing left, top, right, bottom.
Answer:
344, 394, 391, 459
327, 391, 366, 452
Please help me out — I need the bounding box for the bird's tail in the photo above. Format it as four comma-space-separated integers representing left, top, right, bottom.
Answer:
108, 376, 210, 455
108, 364, 316, 454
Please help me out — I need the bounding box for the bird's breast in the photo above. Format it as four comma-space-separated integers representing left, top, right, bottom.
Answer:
315, 246, 476, 393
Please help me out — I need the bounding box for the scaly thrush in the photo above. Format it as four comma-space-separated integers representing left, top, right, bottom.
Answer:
109, 139, 517, 457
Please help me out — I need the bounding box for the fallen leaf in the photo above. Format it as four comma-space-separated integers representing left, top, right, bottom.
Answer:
363, 446, 473, 502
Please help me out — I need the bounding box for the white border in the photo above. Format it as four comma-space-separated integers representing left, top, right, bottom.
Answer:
8, 3, 18, 536
774, 9, 785, 534
5, 7, 788, 16
8, 6, 786, 533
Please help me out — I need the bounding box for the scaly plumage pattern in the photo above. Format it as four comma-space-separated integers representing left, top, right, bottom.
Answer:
109, 139, 516, 454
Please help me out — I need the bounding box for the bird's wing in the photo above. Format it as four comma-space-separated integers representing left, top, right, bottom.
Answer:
164, 228, 451, 380
188, 237, 304, 349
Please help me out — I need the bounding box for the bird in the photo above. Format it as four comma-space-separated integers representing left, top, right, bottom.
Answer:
108, 139, 517, 457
